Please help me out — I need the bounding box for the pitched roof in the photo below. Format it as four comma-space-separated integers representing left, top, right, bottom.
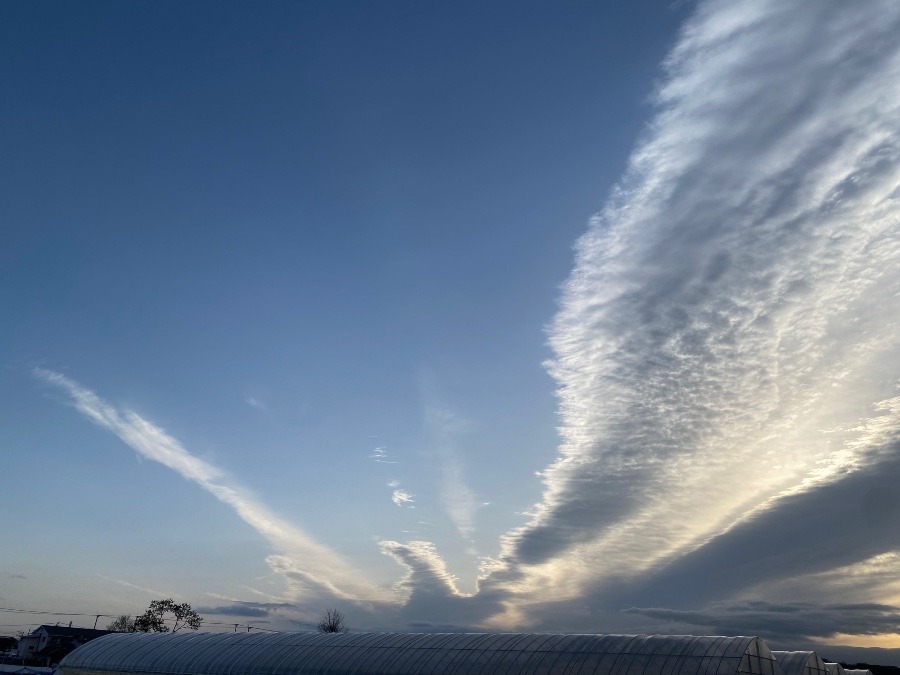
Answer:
36, 626, 111, 640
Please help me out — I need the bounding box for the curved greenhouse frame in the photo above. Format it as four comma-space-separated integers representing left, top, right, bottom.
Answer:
772, 651, 829, 675
825, 664, 847, 675
58, 632, 784, 675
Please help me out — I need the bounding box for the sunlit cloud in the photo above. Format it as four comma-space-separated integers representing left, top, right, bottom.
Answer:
477, 0, 900, 622
27, 0, 900, 643
749, 551, 900, 609
392, 492, 415, 507
37, 368, 390, 605
379, 540, 464, 600
377, 540, 503, 626
624, 601, 900, 642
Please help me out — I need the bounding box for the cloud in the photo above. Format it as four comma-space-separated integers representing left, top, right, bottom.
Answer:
37, 369, 389, 605
389, 482, 416, 508
588, 446, 900, 614
379, 540, 500, 626
423, 404, 477, 540
369, 446, 397, 464
245, 395, 267, 412
31, 0, 900, 643
624, 601, 900, 642
196, 603, 272, 618
379, 540, 464, 601
771, 552, 900, 608
478, 0, 900, 622
477, 445, 900, 636
201, 593, 297, 616
97, 574, 175, 598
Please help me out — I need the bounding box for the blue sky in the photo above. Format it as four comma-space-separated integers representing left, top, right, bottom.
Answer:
4, 0, 900, 663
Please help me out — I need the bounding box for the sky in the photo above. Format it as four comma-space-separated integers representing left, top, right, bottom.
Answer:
2, 0, 900, 664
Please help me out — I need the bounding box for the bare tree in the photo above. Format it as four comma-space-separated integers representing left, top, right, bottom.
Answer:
133, 599, 203, 632
316, 609, 347, 633
106, 615, 135, 632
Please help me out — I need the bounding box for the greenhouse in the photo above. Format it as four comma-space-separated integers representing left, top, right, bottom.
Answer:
772, 651, 830, 675
57, 632, 784, 675
825, 664, 847, 675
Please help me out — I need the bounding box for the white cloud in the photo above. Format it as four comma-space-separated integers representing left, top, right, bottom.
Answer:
369, 446, 397, 464
245, 395, 267, 412
31, 0, 900, 640
482, 0, 900, 621
390, 481, 416, 508
424, 405, 478, 540
379, 540, 464, 600
36, 368, 390, 605
97, 574, 175, 598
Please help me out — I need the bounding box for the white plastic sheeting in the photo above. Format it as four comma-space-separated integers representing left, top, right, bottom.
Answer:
57, 632, 784, 675
772, 651, 830, 675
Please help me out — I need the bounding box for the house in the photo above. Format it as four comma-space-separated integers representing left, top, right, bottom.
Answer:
14, 635, 39, 659
16, 626, 110, 666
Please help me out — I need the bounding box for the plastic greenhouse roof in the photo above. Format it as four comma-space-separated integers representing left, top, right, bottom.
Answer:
57, 632, 785, 675
772, 651, 830, 675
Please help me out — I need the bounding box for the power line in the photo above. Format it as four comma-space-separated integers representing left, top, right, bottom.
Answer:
0, 606, 279, 634
202, 621, 279, 633
0, 607, 112, 617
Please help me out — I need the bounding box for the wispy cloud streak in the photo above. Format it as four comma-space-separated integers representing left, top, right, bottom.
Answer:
426, 406, 477, 540
369, 446, 397, 464
389, 481, 416, 508
36, 368, 388, 604
485, 0, 900, 617
97, 574, 174, 598
245, 395, 267, 412
624, 600, 900, 642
